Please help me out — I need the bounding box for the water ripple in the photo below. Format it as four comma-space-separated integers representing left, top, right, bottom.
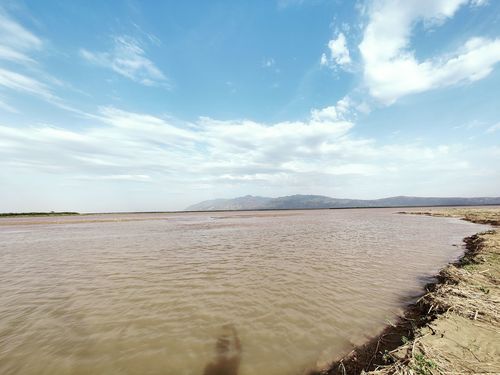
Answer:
0, 209, 487, 375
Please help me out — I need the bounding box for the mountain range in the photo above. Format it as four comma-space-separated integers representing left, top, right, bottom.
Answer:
185, 195, 500, 211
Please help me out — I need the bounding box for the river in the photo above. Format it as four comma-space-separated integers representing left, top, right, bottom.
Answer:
0, 208, 488, 374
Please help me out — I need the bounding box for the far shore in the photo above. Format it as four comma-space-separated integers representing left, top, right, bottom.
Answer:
1, 205, 499, 227
0, 212, 79, 218
314, 208, 500, 374
2, 203, 500, 217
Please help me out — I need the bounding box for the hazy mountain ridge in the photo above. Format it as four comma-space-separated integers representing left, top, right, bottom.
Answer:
186, 195, 500, 211
186, 195, 272, 211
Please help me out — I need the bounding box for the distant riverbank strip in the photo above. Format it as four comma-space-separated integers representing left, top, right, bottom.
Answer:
318, 208, 499, 375
0, 212, 79, 217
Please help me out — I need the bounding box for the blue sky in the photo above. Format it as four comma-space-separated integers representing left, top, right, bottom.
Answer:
0, 0, 499, 212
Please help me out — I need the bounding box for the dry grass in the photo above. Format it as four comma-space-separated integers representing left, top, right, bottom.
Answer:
367, 336, 499, 374
419, 265, 500, 324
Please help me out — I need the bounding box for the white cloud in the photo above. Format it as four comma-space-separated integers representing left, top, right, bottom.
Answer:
0, 11, 89, 115
80, 35, 168, 87
0, 103, 483, 189
486, 122, 500, 133
263, 58, 275, 68
0, 67, 53, 99
311, 96, 352, 122
0, 97, 17, 113
320, 53, 328, 66
0, 12, 49, 105
355, 101, 371, 114
2, 101, 498, 211
0, 11, 42, 65
320, 33, 352, 70
359, 0, 500, 104
321, 33, 351, 69
0, 45, 35, 65
0, 67, 89, 115
78, 174, 152, 182
328, 33, 351, 66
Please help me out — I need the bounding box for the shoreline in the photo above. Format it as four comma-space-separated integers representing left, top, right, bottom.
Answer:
315, 208, 500, 374
1, 204, 499, 217
0, 211, 79, 218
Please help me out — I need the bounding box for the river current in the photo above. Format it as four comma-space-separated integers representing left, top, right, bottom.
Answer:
0, 208, 487, 374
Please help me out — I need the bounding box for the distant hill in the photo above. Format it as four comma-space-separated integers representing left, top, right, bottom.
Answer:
185, 195, 500, 211
186, 195, 272, 211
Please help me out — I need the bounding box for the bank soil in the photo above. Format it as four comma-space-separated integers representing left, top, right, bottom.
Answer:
316, 208, 500, 375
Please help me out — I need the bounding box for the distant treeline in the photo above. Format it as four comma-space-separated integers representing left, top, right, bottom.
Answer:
0, 212, 79, 217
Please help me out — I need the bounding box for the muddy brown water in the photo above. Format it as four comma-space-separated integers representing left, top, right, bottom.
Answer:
0, 208, 489, 375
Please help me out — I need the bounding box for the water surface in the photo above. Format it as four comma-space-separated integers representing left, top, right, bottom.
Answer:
0, 209, 487, 374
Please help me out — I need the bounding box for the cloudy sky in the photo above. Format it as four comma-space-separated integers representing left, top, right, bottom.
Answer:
1, 0, 499, 212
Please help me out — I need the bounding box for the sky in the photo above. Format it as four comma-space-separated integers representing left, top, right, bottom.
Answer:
0, 0, 499, 212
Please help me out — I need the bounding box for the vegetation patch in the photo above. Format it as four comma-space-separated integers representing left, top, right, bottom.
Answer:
0, 212, 79, 217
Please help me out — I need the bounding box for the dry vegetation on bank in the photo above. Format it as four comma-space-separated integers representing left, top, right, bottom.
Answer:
319, 208, 500, 375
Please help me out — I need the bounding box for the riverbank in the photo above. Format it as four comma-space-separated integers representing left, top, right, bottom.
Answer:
0, 211, 79, 217
318, 208, 500, 374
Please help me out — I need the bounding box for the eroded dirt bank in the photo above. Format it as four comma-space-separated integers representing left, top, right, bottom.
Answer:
316, 208, 500, 375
